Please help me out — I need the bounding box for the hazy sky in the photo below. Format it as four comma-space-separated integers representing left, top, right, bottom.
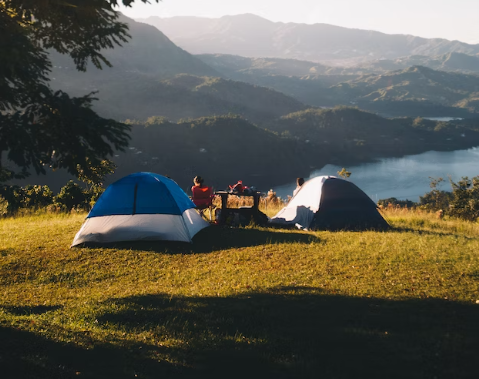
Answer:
120, 0, 479, 44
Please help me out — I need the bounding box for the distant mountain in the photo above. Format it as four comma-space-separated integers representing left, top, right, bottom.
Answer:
51, 69, 306, 123
194, 54, 360, 107
138, 14, 479, 65
357, 52, 479, 75
50, 14, 219, 79
196, 54, 357, 77
329, 66, 479, 115
195, 54, 479, 116
48, 15, 305, 123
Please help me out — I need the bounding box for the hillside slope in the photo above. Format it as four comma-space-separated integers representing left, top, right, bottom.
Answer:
50, 14, 219, 79
48, 15, 305, 123
196, 55, 479, 115
265, 107, 479, 159
111, 116, 318, 189
50, 70, 306, 122
357, 52, 479, 75
330, 66, 479, 114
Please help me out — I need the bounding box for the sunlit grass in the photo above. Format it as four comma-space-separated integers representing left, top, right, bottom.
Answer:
1, 209, 478, 378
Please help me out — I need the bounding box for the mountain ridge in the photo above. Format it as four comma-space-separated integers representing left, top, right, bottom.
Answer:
138, 14, 479, 65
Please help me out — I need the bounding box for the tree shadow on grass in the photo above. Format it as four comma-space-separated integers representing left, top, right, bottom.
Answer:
387, 226, 479, 239
95, 289, 479, 379
4, 288, 477, 378
1, 305, 62, 316
80, 226, 320, 254
0, 324, 186, 379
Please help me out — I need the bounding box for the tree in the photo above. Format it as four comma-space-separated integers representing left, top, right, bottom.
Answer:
0, 0, 158, 183
448, 176, 479, 221
419, 177, 452, 211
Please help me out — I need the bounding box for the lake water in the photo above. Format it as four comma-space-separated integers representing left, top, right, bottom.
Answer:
424, 117, 463, 122
273, 147, 479, 202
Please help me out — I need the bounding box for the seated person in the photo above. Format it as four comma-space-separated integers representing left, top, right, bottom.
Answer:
191, 176, 212, 209
293, 177, 305, 197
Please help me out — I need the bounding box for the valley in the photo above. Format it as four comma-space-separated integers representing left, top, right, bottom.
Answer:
6, 13, 479, 192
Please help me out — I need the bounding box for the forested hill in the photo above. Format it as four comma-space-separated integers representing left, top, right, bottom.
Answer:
196, 54, 357, 77
50, 70, 306, 123
95, 110, 479, 190
264, 107, 479, 161
198, 52, 479, 78
329, 66, 479, 115
110, 116, 319, 190
139, 14, 479, 65
194, 55, 479, 117
9, 111, 479, 192
356, 52, 479, 75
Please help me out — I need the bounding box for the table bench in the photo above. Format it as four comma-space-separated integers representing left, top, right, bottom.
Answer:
214, 191, 265, 226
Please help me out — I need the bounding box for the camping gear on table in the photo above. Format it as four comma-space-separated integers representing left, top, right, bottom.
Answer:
71, 172, 209, 246
227, 181, 257, 195
228, 180, 244, 194
269, 176, 389, 231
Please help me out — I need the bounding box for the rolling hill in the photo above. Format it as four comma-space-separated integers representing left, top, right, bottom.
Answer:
264, 107, 479, 159
330, 66, 479, 115
108, 115, 319, 190
196, 54, 359, 77
49, 14, 219, 79
50, 69, 306, 123
357, 52, 479, 75
48, 15, 306, 123
196, 54, 479, 115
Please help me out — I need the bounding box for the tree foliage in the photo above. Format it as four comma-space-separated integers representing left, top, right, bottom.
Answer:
420, 176, 479, 221
448, 176, 479, 221
0, 0, 158, 182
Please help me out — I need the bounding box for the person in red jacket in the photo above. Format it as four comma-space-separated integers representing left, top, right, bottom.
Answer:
191, 176, 212, 209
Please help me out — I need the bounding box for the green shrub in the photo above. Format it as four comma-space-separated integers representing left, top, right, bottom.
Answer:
420, 176, 479, 222
85, 186, 105, 208
378, 197, 417, 208
0, 185, 25, 214
22, 185, 54, 208
448, 176, 479, 222
419, 177, 453, 211
419, 190, 453, 211
53, 181, 90, 211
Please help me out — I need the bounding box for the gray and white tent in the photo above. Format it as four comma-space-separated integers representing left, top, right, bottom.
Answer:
270, 176, 389, 231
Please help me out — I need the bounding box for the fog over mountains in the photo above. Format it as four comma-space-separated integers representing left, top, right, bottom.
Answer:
138, 14, 479, 65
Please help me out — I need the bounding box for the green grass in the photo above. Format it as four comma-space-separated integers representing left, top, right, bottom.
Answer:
1, 210, 478, 378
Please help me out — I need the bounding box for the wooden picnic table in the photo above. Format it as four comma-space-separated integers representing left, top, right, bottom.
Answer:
214, 190, 262, 225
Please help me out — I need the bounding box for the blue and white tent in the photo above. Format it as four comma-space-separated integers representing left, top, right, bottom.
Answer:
71, 172, 209, 246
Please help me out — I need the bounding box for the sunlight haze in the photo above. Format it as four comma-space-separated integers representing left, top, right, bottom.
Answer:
120, 0, 479, 44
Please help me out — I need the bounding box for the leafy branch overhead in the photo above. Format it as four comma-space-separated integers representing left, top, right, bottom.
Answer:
0, 0, 159, 183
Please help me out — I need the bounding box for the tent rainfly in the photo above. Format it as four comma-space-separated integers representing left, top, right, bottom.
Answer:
270, 176, 389, 231
71, 172, 209, 246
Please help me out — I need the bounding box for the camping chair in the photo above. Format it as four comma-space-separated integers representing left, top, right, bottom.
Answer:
191, 186, 215, 220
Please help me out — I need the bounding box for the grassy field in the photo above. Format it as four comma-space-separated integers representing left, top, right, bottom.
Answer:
1, 208, 478, 378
